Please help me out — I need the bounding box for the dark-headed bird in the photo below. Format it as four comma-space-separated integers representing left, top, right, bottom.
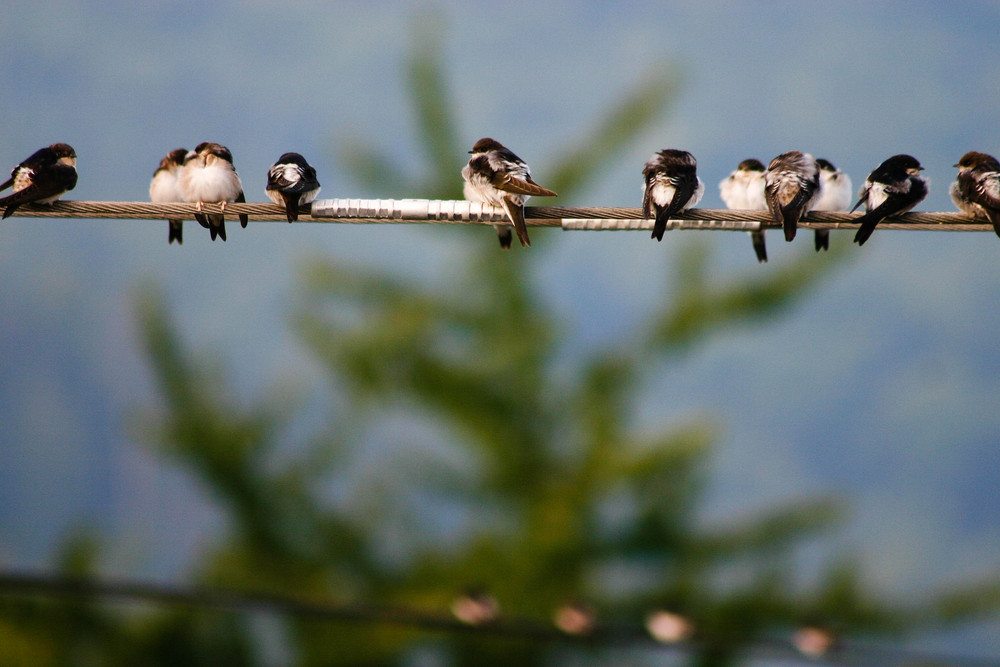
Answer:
178, 142, 247, 242
462, 137, 557, 249
810, 158, 853, 252
950, 151, 1000, 239
764, 151, 820, 243
643, 149, 704, 242
150, 148, 187, 245
266, 152, 321, 223
720, 158, 768, 262
852, 154, 928, 246
0, 143, 78, 219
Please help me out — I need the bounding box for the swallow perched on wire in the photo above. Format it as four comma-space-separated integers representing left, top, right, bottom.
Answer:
0, 143, 78, 219
851, 154, 928, 246
266, 152, 321, 223
462, 137, 557, 249
764, 151, 820, 243
178, 142, 247, 242
810, 158, 853, 252
950, 151, 1000, 239
643, 149, 704, 242
720, 158, 768, 262
149, 148, 188, 245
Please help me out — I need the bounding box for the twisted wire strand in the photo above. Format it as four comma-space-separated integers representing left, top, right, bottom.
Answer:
5, 200, 995, 232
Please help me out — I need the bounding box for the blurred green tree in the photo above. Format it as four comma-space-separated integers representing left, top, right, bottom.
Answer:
3, 10, 1000, 667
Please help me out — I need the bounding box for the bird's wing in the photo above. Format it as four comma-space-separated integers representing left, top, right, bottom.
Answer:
0, 166, 76, 218
663, 175, 698, 218
971, 172, 1000, 211
236, 190, 248, 228
492, 171, 557, 197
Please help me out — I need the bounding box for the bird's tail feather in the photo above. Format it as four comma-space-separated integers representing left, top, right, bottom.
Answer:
750, 230, 767, 263
236, 191, 248, 228
168, 220, 183, 245
985, 210, 1000, 240
782, 213, 798, 242
282, 195, 299, 223
853, 212, 880, 245
500, 199, 531, 248
209, 215, 226, 242
651, 206, 672, 242
494, 225, 513, 250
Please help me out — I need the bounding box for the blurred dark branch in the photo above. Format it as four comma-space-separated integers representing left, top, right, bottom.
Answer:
2, 572, 999, 667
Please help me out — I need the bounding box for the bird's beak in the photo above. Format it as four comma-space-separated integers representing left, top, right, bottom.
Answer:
953, 163, 960, 168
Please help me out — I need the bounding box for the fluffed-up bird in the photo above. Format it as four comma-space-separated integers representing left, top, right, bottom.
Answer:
810, 158, 853, 252
149, 148, 188, 245
179, 142, 247, 242
0, 143, 78, 219
852, 154, 928, 246
764, 151, 820, 243
950, 151, 1000, 238
643, 149, 704, 242
462, 137, 557, 249
266, 152, 321, 223
720, 158, 768, 262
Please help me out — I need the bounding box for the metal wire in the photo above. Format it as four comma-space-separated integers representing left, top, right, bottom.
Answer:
5, 199, 996, 232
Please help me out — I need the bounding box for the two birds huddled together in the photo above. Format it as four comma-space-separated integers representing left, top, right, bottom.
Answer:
4, 141, 1000, 256
150, 143, 321, 243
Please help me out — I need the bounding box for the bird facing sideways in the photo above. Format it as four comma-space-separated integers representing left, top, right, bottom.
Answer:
810, 158, 853, 252
719, 158, 768, 262
764, 151, 820, 243
178, 142, 247, 242
643, 149, 704, 242
462, 137, 557, 249
266, 152, 321, 223
149, 148, 188, 245
851, 154, 928, 246
950, 151, 1000, 239
0, 143, 78, 219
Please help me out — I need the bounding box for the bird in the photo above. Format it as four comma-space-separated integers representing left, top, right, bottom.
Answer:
265, 152, 321, 223
810, 158, 853, 252
178, 142, 247, 242
719, 158, 769, 262
462, 137, 557, 249
0, 143, 78, 219
851, 154, 928, 246
643, 149, 704, 242
949, 151, 1000, 238
149, 148, 188, 245
764, 151, 820, 243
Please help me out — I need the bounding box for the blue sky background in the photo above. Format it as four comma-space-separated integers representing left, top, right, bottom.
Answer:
2, 0, 1000, 658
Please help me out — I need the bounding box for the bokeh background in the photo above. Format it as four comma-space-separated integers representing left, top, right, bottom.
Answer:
2, 1, 1000, 664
